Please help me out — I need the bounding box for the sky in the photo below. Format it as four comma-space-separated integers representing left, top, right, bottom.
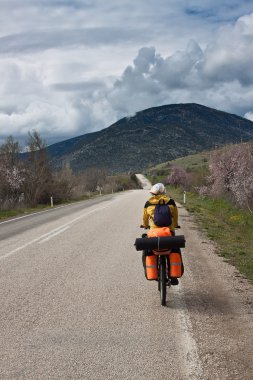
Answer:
1, 0, 253, 145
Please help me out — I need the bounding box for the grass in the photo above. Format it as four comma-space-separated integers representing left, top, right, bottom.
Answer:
169, 151, 210, 170
0, 206, 50, 221
0, 186, 131, 222
147, 146, 253, 282
0, 205, 53, 221
148, 150, 210, 174
0, 194, 100, 221
169, 187, 253, 282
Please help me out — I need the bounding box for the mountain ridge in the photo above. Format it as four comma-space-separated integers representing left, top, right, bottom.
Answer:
47, 103, 253, 173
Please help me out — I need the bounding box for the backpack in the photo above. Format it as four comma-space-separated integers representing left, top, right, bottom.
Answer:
153, 200, 172, 227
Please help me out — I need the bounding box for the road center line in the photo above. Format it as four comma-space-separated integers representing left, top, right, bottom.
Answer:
38, 226, 70, 244
0, 204, 109, 261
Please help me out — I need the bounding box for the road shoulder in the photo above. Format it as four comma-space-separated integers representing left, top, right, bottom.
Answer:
178, 203, 253, 379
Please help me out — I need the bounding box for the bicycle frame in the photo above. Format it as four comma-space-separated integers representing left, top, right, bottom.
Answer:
153, 251, 171, 306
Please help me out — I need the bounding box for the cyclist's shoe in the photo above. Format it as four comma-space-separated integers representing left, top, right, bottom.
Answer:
171, 278, 179, 286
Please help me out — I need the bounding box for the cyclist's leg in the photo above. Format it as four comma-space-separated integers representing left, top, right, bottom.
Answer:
160, 256, 167, 305
166, 255, 170, 281
141, 233, 148, 275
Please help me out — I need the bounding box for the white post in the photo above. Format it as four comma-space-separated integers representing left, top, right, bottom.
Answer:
50, 196, 54, 207
183, 191, 186, 204
100, 187, 102, 196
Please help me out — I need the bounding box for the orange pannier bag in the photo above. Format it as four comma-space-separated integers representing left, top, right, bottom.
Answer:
145, 255, 158, 280
169, 252, 183, 278
147, 227, 183, 278
145, 227, 171, 280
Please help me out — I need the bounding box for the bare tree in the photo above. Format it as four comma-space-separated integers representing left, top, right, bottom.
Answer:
0, 136, 24, 207
52, 164, 76, 202
78, 168, 107, 193
0, 135, 21, 167
23, 130, 53, 206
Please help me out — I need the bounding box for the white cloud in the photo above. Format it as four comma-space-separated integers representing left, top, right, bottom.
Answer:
1, 1, 253, 145
244, 112, 253, 122
199, 13, 253, 85
106, 13, 253, 119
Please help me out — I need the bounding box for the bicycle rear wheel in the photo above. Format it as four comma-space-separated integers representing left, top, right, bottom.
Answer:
159, 256, 167, 306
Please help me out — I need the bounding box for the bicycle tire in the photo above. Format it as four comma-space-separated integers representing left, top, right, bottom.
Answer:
159, 256, 167, 306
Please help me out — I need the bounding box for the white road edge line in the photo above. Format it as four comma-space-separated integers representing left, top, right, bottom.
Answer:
0, 191, 125, 226
0, 204, 109, 261
0, 203, 75, 225
175, 283, 204, 379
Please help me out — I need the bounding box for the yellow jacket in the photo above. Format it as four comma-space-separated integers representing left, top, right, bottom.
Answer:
142, 194, 178, 231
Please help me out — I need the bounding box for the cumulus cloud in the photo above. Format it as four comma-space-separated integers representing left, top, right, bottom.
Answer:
244, 112, 253, 122
106, 13, 253, 117
1, 1, 253, 145
199, 13, 253, 85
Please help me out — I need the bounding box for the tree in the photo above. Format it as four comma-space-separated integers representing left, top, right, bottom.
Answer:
0, 136, 24, 207
0, 135, 21, 167
23, 130, 53, 206
52, 164, 76, 202
206, 143, 253, 212
228, 144, 253, 212
165, 165, 193, 189
78, 168, 107, 193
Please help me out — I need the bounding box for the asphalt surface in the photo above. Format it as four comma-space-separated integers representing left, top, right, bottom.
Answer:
0, 195, 114, 241
0, 189, 253, 379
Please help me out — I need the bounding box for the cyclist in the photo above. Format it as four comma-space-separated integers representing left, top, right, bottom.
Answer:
142, 183, 179, 233
141, 183, 181, 285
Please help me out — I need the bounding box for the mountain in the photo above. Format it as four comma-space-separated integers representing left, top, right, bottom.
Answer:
48, 103, 253, 173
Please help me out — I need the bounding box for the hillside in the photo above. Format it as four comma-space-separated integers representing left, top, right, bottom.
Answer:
146, 142, 253, 285
48, 103, 253, 173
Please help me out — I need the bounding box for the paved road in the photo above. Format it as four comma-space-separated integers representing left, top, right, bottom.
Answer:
135, 174, 152, 190
0, 195, 114, 242
0, 190, 253, 379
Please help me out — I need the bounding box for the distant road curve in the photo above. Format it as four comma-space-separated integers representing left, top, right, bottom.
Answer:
135, 173, 152, 190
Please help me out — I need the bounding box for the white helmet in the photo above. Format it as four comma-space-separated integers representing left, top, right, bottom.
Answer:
150, 183, 165, 195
